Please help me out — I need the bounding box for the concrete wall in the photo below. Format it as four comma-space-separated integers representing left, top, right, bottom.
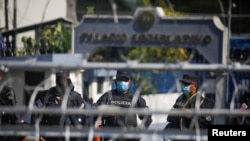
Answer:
141, 93, 180, 141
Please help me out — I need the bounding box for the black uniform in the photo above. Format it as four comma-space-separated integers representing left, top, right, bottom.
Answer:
234, 91, 250, 125
0, 85, 17, 141
39, 87, 83, 125
165, 93, 213, 130
95, 89, 152, 141
33, 80, 85, 141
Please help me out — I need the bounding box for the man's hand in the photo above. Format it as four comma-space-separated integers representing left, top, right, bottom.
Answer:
183, 109, 192, 118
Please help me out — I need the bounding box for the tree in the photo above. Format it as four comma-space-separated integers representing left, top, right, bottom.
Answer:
20, 22, 72, 56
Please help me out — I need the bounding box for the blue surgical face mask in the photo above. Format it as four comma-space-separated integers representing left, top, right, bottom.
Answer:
116, 81, 129, 92
182, 85, 190, 95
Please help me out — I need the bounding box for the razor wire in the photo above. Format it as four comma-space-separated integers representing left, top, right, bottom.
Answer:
0, 1, 248, 141
0, 61, 250, 141
1, 61, 250, 71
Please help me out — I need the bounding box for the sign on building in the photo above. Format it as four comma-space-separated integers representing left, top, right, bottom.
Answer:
74, 7, 228, 64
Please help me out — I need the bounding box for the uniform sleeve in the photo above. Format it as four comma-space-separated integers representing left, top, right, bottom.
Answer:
91, 92, 110, 126
95, 93, 108, 105
75, 93, 84, 107
137, 96, 152, 128
167, 96, 182, 123
184, 97, 213, 129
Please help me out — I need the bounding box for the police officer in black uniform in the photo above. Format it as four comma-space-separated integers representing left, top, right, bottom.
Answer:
95, 70, 152, 141
0, 70, 17, 141
234, 90, 250, 125
32, 70, 86, 141
164, 74, 213, 140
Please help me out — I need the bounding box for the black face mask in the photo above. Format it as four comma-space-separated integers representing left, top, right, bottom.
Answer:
56, 76, 71, 94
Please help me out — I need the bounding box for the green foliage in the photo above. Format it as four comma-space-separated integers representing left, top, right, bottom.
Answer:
127, 47, 188, 63
20, 22, 71, 56
20, 36, 36, 56
141, 0, 152, 6
0, 27, 5, 32
133, 72, 157, 95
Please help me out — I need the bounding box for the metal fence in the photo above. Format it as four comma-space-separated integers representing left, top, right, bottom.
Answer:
1, 58, 250, 141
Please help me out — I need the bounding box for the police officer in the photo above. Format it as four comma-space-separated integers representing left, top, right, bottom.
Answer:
0, 70, 17, 141
234, 90, 250, 125
165, 74, 213, 131
32, 70, 86, 141
95, 70, 152, 141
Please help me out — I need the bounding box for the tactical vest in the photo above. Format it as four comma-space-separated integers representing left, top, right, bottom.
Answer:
103, 90, 138, 127
38, 87, 81, 126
